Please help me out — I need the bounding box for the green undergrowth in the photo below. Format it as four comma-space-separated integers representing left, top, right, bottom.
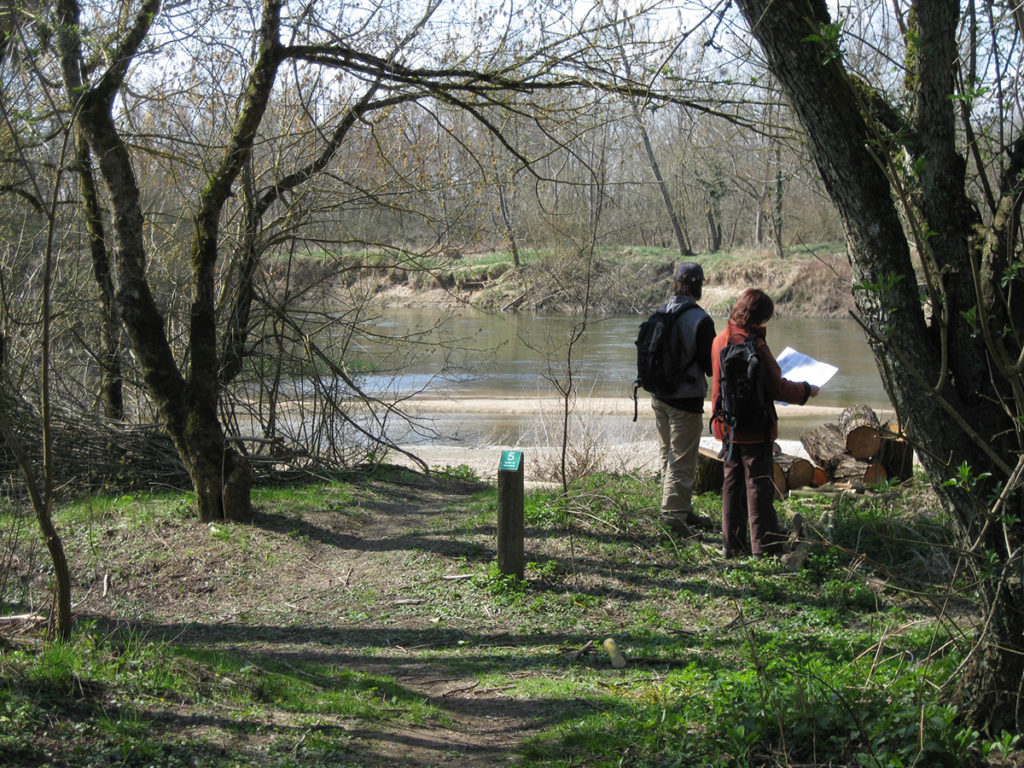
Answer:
2, 467, 1016, 767
0, 632, 440, 767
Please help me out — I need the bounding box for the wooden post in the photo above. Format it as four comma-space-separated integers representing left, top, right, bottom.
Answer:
497, 450, 525, 579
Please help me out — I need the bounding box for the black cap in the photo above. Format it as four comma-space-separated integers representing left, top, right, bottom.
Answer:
674, 262, 704, 282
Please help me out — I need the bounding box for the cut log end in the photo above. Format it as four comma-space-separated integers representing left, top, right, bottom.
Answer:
776, 453, 814, 490
845, 425, 883, 460
839, 405, 883, 459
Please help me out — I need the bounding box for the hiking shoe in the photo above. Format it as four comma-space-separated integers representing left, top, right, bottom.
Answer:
665, 518, 699, 540
722, 543, 751, 559
685, 512, 717, 531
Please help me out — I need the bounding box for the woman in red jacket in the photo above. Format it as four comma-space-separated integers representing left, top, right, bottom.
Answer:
710, 289, 819, 558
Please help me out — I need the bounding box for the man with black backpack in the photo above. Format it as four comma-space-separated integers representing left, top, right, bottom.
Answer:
710, 289, 820, 558
635, 262, 716, 539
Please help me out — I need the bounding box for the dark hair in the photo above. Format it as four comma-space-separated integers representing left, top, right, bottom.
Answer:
673, 276, 703, 300
730, 288, 774, 327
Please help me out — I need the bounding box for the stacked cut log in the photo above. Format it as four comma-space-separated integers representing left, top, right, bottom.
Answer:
799, 404, 915, 490
693, 445, 815, 498
838, 404, 884, 460
877, 424, 915, 481
692, 404, 914, 497
774, 448, 815, 495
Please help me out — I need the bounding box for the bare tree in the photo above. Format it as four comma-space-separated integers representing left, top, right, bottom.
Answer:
610, 15, 694, 256
0, 81, 73, 639
41, 0, 713, 519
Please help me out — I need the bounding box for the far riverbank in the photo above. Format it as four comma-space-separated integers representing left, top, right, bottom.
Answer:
324, 244, 857, 318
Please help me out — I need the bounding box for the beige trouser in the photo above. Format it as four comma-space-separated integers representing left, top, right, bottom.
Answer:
652, 398, 703, 521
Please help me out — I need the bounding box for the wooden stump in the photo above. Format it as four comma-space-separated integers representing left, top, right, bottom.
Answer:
810, 466, 829, 487
775, 453, 815, 490
800, 423, 846, 471
839, 404, 883, 459
693, 446, 725, 495
863, 461, 888, 485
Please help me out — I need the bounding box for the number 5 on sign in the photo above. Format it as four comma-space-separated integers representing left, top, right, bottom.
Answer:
499, 450, 523, 471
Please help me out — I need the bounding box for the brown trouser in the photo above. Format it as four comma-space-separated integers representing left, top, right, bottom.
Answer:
721, 441, 785, 556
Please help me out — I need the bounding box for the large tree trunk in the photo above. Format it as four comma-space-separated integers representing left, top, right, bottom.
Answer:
73, 131, 123, 421
732, 0, 1024, 733
55, 0, 275, 521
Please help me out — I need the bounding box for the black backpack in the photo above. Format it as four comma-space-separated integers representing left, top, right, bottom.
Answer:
631, 304, 696, 420
713, 334, 772, 457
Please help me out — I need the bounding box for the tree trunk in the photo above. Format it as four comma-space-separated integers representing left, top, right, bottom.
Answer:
56, 0, 272, 522
615, 37, 693, 257
183, 439, 252, 523
705, 203, 722, 252
733, 0, 1024, 731
498, 183, 521, 268
73, 131, 123, 421
1, 368, 73, 641
645, 130, 693, 257
772, 142, 785, 259
957, 577, 1024, 734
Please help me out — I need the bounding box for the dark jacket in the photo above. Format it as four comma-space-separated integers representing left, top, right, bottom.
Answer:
653, 295, 715, 413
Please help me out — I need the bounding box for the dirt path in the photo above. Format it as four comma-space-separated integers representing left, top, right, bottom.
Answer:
66, 472, 603, 766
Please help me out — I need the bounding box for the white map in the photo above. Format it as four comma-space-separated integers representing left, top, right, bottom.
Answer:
775, 346, 838, 388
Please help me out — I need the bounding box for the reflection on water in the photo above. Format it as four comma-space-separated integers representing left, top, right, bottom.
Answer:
351, 307, 890, 446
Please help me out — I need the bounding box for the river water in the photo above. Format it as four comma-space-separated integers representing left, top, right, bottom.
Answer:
351, 307, 891, 448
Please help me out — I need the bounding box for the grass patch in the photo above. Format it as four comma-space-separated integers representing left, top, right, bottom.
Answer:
3, 469, 1009, 766
0, 630, 440, 767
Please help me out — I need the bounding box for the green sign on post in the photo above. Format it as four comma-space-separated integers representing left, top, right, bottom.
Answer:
497, 450, 525, 579
499, 450, 522, 472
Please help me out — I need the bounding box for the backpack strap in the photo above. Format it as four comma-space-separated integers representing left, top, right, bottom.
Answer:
670, 304, 700, 387
743, 331, 772, 446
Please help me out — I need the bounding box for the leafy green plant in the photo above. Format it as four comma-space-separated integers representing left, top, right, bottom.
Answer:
524, 492, 573, 528
802, 20, 846, 64
473, 563, 529, 605
983, 730, 1021, 761
434, 464, 481, 483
